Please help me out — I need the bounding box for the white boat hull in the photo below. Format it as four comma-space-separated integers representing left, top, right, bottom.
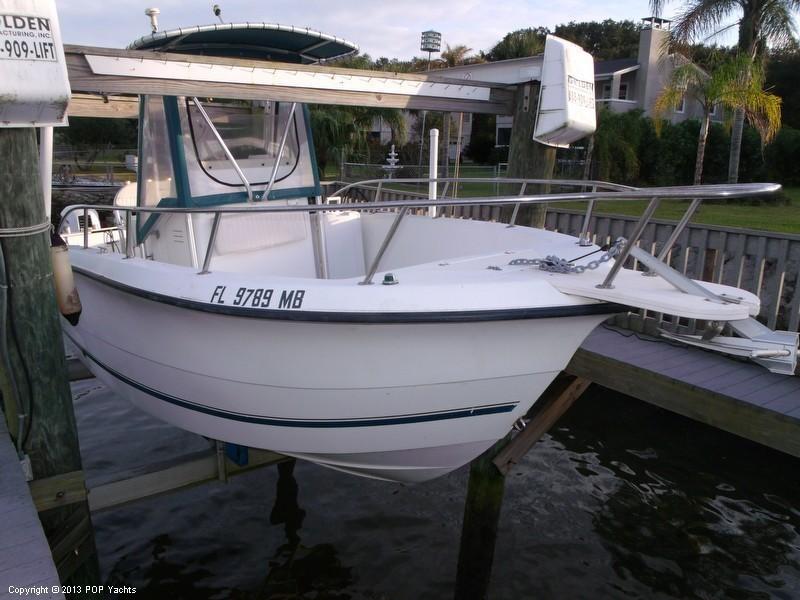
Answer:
66, 268, 608, 482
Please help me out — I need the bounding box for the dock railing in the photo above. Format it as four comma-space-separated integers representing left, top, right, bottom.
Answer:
61, 179, 784, 321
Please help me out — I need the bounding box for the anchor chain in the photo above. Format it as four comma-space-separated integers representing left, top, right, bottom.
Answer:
508, 237, 627, 274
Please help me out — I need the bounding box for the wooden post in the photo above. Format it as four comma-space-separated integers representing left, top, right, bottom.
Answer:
454, 375, 591, 600
453, 435, 510, 600
0, 128, 100, 586
501, 82, 556, 228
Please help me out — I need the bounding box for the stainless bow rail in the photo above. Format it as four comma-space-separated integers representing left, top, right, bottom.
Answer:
59, 180, 781, 289
329, 177, 636, 237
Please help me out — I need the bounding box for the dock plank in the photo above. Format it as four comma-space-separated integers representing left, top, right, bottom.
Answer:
0, 420, 64, 599
569, 325, 800, 459
660, 357, 743, 383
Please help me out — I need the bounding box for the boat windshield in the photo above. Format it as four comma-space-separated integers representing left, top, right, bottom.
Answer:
185, 99, 299, 187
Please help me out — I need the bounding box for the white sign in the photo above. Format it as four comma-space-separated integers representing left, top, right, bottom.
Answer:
0, 13, 58, 61
0, 0, 71, 127
533, 35, 596, 148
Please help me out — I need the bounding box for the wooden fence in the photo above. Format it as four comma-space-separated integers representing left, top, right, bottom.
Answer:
322, 182, 800, 333
545, 209, 800, 334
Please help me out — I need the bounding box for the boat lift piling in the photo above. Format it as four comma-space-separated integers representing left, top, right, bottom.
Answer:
501, 82, 557, 228
453, 375, 592, 600
0, 127, 101, 588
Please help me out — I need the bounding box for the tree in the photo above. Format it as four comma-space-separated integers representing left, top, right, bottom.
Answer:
591, 109, 648, 184
653, 55, 781, 183
650, 0, 800, 182
308, 105, 406, 176
766, 48, 800, 128
487, 28, 547, 60
554, 20, 641, 60
440, 44, 475, 67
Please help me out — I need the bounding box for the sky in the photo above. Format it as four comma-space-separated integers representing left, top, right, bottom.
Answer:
55, 0, 669, 60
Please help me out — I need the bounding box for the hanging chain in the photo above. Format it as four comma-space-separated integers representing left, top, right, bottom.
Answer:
508, 237, 627, 274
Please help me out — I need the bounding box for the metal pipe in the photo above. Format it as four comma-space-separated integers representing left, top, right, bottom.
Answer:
428, 128, 439, 217
375, 179, 383, 203
264, 102, 297, 201
191, 97, 254, 202
57, 183, 781, 231
657, 197, 702, 261
39, 127, 53, 220
83, 208, 89, 249
330, 177, 637, 199
360, 206, 408, 285
200, 213, 221, 274
577, 185, 598, 246
508, 182, 527, 226
125, 211, 134, 258
597, 197, 661, 289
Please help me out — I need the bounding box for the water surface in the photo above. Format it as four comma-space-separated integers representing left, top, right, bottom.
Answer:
72, 380, 800, 599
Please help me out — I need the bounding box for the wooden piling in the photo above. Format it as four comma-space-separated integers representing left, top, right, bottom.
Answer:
454, 375, 591, 600
0, 128, 100, 587
501, 82, 557, 228
453, 436, 510, 600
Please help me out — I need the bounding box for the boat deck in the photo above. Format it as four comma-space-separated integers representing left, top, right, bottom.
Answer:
568, 325, 800, 457
0, 419, 64, 599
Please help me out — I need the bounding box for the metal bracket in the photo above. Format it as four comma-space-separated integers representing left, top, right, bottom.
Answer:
627, 245, 727, 303
661, 318, 799, 375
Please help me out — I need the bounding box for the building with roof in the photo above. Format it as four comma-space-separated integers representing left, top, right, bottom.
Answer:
367, 17, 719, 157
440, 17, 721, 149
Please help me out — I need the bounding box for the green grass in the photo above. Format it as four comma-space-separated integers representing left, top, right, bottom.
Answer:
329, 165, 800, 235
555, 187, 800, 234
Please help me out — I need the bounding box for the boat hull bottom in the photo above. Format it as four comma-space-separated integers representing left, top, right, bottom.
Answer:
284, 441, 499, 482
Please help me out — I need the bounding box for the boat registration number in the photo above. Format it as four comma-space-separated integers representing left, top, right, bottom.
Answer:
209, 286, 305, 309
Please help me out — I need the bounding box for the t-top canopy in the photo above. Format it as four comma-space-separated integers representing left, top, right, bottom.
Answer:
128, 22, 358, 64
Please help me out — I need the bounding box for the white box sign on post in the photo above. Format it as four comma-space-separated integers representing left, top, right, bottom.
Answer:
0, 0, 70, 127
533, 35, 596, 148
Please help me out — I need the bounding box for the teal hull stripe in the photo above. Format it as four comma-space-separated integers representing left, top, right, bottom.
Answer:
69, 338, 518, 428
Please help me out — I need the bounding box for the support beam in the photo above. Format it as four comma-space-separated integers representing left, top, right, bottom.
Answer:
65, 45, 515, 115
454, 436, 510, 600
0, 128, 100, 585
454, 374, 591, 600
501, 82, 556, 227
68, 93, 139, 119
88, 446, 287, 512
493, 376, 591, 475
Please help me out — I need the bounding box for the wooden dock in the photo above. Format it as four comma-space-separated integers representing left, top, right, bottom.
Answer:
568, 325, 800, 458
0, 419, 64, 600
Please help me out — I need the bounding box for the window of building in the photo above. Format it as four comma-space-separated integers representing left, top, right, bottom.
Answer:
675, 94, 685, 113
602, 83, 612, 100
496, 126, 511, 147
619, 83, 628, 100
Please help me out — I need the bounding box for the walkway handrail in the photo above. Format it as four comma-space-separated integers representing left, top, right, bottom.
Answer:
60, 181, 781, 287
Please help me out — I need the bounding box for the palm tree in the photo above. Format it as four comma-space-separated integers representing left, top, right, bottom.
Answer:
650, 0, 799, 182
309, 105, 406, 177
440, 44, 474, 67
653, 54, 781, 183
